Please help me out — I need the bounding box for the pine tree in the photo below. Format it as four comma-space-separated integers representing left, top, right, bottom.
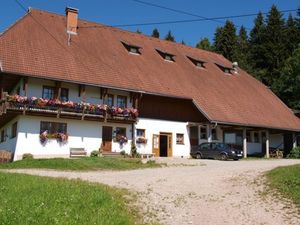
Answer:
248, 12, 267, 81
165, 30, 175, 42
285, 14, 299, 56
274, 44, 300, 109
213, 20, 238, 61
181, 40, 186, 45
136, 29, 142, 34
196, 37, 212, 51
236, 26, 250, 71
151, 28, 160, 38
263, 5, 286, 88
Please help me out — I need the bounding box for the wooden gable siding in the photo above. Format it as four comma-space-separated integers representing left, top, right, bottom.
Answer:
139, 94, 208, 123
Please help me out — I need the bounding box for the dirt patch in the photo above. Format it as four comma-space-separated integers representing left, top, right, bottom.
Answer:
2, 159, 300, 225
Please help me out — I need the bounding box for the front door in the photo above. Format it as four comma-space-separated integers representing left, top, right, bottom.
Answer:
152, 134, 159, 157
102, 126, 112, 152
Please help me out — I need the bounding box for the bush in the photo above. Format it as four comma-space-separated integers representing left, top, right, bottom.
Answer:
288, 147, 300, 159
90, 150, 100, 157
22, 153, 33, 160
130, 143, 138, 158
120, 150, 126, 156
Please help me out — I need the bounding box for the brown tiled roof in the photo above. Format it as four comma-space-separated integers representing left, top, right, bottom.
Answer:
1, 9, 300, 131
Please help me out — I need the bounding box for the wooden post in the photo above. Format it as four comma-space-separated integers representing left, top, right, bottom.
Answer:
23, 77, 28, 97
266, 130, 270, 158
243, 128, 247, 158
55, 81, 62, 100
81, 85, 86, 102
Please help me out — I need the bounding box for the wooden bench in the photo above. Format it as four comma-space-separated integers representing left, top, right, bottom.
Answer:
0, 150, 13, 163
70, 148, 87, 158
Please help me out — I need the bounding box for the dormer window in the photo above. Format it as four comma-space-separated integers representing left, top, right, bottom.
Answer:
187, 56, 206, 69
121, 41, 141, 55
215, 63, 232, 75
156, 49, 175, 62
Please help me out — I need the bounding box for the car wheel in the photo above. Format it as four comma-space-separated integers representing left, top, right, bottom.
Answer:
233, 158, 239, 161
196, 153, 202, 159
220, 154, 228, 161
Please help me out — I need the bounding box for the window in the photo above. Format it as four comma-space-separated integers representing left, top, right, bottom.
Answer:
40, 121, 67, 135
117, 96, 127, 108
212, 128, 218, 140
200, 143, 210, 150
42, 86, 69, 101
11, 122, 17, 139
136, 129, 145, 137
176, 133, 184, 145
156, 49, 175, 62
121, 41, 141, 55
200, 126, 207, 139
215, 63, 232, 74
246, 131, 251, 142
253, 132, 259, 143
60, 88, 69, 102
43, 86, 55, 99
0, 130, 4, 143
116, 127, 126, 137
104, 94, 114, 107
187, 56, 206, 69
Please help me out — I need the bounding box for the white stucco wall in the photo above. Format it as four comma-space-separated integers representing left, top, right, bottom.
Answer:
0, 116, 19, 153
13, 115, 132, 160
136, 118, 190, 157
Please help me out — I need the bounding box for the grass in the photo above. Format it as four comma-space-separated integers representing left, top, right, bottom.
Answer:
266, 164, 300, 212
0, 172, 140, 225
0, 157, 160, 171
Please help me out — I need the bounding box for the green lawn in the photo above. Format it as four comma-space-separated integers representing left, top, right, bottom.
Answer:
0, 172, 140, 225
0, 157, 160, 171
266, 164, 300, 211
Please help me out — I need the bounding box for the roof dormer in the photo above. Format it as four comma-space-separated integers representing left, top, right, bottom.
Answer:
186, 56, 206, 69
215, 63, 233, 75
121, 41, 141, 55
156, 49, 175, 62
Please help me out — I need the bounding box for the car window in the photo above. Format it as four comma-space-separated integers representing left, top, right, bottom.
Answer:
211, 143, 217, 150
200, 143, 210, 150
216, 143, 228, 150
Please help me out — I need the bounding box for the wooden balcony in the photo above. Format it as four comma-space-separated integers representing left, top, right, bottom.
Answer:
0, 94, 138, 123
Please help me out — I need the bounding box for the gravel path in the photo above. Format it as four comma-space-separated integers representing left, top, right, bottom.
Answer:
3, 159, 300, 225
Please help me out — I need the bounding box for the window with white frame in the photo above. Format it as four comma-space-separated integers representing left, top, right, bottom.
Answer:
136, 129, 145, 137
176, 133, 184, 145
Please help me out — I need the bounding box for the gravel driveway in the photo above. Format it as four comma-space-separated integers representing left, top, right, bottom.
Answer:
3, 159, 300, 225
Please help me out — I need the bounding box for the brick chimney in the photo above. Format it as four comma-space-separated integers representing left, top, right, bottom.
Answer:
65, 7, 78, 35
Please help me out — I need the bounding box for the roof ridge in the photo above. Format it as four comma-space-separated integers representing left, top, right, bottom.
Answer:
29, 8, 226, 61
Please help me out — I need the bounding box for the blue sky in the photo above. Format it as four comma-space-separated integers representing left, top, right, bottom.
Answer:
1, 0, 299, 47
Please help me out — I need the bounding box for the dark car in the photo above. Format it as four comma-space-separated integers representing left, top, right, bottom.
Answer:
190, 142, 243, 160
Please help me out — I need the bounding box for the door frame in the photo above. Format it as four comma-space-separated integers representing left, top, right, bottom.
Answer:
160, 132, 172, 157
102, 126, 113, 152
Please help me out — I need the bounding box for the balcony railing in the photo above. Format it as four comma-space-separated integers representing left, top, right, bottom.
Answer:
2, 95, 138, 121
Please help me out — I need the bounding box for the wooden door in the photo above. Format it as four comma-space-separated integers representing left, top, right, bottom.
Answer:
167, 134, 172, 157
152, 134, 159, 157
102, 126, 112, 152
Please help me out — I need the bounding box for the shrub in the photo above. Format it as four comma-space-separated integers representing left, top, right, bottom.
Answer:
120, 150, 126, 157
288, 147, 300, 159
22, 153, 33, 160
130, 142, 138, 158
90, 150, 100, 157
